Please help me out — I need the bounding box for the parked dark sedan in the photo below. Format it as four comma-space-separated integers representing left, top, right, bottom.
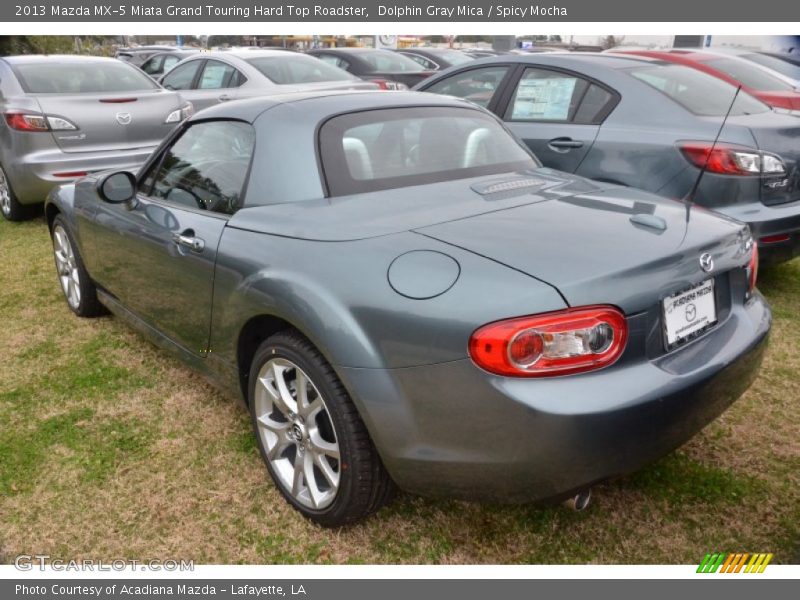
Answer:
46, 91, 769, 526
307, 48, 435, 89
394, 47, 475, 71
417, 53, 800, 261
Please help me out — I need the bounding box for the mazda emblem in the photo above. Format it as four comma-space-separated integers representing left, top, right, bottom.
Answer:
699, 253, 714, 273
116, 112, 132, 125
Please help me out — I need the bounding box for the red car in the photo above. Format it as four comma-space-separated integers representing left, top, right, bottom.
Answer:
613, 49, 800, 111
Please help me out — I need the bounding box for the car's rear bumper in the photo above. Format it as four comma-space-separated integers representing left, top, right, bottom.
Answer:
714, 199, 800, 262
338, 292, 771, 502
6, 146, 155, 205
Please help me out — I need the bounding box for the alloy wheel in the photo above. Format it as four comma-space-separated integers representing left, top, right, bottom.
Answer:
0, 167, 11, 217
52, 225, 81, 310
254, 358, 341, 510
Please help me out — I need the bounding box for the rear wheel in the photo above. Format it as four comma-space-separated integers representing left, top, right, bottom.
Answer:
51, 215, 105, 317
0, 165, 33, 222
249, 330, 394, 526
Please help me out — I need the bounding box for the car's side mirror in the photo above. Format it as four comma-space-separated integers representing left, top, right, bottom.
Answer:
97, 171, 137, 204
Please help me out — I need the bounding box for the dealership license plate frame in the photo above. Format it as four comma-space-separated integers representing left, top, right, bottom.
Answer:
662, 278, 718, 349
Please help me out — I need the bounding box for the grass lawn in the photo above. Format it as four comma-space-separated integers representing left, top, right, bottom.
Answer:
1, 215, 798, 565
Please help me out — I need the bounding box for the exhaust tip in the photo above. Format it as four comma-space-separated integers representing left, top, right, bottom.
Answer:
563, 489, 592, 512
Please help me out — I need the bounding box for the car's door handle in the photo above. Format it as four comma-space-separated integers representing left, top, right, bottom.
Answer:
172, 230, 205, 252
218, 94, 232, 102
548, 137, 584, 149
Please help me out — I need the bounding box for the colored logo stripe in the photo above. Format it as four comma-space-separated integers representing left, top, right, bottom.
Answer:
697, 553, 772, 573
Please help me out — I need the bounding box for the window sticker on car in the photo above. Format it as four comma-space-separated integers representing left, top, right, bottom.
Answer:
512, 77, 577, 120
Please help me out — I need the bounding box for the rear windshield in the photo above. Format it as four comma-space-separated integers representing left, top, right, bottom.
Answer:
246, 54, 354, 84
704, 57, 794, 91
13, 61, 159, 93
320, 106, 537, 196
357, 51, 426, 72
741, 53, 800, 81
630, 65, 770, 116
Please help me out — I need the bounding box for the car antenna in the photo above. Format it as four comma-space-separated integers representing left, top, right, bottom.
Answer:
684, 84, 742, 221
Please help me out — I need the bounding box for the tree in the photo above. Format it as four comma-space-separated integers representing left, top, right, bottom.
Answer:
599, 35, 626, 50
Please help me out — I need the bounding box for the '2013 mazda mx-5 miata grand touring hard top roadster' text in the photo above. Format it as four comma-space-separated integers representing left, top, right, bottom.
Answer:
45, 91, 770, 526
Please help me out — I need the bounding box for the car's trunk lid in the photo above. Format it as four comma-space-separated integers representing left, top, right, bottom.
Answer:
418, 187, 747, 314
33, 90, 182, 153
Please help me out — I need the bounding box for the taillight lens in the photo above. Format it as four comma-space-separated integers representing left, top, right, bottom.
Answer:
468, 306, 628, 377
4, 112, 49, 131
165, 102, 193, 123
746, 244, 759, 299
370, 79, 408, 91
680, 142, 786, 176
4, 111, 77, 131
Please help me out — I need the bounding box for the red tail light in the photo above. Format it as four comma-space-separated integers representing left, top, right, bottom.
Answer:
4, 111, 48, 131
680, 142, 786, 176
746, 244, 759, 298
369, 79, 408, 91
468, 306, 628, 377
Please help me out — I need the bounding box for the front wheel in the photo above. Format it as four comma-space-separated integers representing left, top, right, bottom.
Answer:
249, 330, 394, 526
51, 215, 105, 317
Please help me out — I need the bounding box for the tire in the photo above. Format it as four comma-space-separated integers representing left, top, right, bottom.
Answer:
249, 330, 395, 527
50, 215, 105, 318
0, 165, 34, 222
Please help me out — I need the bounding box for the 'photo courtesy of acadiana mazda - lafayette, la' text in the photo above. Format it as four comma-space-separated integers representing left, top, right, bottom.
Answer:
0, 0, 798, 593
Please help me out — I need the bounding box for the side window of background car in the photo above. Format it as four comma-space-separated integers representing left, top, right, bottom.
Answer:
198, 60, 243, 89
405, 54, 437, 70
145, 121, 255, 215
317, 54, 350, 71
506, 68, 587, 122
162, 54, 181, 74
161, 60, 201, 90
424, 66, 509, 108
141, 55, 163, 76
505, 68, 617, 124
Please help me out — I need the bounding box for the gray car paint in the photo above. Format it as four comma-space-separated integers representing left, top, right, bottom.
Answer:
46, 91, 771, 502
416, 53, 800, 260
0, 55, 186, 206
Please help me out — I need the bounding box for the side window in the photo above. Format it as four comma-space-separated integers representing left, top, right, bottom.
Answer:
145, 121, 255, 215
572, 84, 616, 124
424, 66, 509, 108
141, 55, 163, 76
198, 60, 241, 89
161, 60, 201, 90
506, 68, 589, 122
162, 54, 181, 74
317, 54, 350, 71
405, 54, 437, 70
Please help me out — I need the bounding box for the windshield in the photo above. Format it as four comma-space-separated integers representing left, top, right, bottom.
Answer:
742, 53, 800, 82
246, 54, 355, 84
320, 106, 537, 196
705, 57, 794, 91
14, 61, 159, 93
630, 64, 771, 116
358, 51, 426, 72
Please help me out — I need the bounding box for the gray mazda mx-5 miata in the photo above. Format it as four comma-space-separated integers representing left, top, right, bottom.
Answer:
45, 90, 771, 526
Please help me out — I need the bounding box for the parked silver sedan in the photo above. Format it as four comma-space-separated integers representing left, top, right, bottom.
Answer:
158, 50, 378, 111
0, 55, 192, 221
